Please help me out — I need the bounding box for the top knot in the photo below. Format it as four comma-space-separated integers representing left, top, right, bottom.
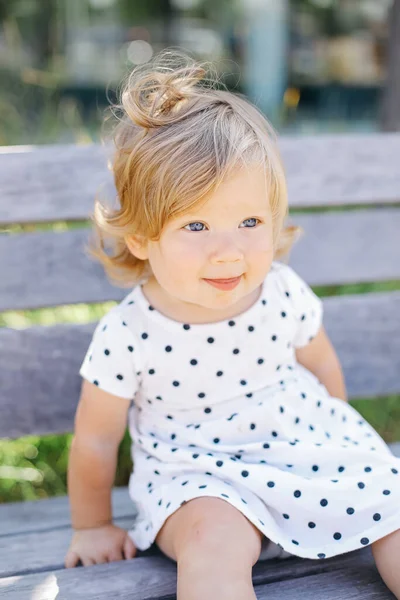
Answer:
120, 50, 213, 129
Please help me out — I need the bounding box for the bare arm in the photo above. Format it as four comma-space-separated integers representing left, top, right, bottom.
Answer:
68, 379, 131, 529
295, 325, 348, 402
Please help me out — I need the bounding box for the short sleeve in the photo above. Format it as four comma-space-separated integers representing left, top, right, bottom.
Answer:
79, 309, 140, 399
276, 263, 323, 348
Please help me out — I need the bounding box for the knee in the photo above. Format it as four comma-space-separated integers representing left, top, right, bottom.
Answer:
175, 498, 263, 565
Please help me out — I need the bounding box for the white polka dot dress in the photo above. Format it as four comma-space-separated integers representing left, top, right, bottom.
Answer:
79, 261, 400, 561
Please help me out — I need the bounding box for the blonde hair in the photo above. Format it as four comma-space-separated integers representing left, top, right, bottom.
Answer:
87, 49, 302, 288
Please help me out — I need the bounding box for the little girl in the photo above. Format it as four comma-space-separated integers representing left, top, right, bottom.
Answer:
65, 50, 400, 599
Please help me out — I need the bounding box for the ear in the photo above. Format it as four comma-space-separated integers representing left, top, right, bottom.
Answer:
125, 234, 149, 260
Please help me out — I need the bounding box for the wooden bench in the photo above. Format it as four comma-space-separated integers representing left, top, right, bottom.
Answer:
1, 133, 400, 599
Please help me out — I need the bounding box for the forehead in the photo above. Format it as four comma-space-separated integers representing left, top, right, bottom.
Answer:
184, 165, 270, 217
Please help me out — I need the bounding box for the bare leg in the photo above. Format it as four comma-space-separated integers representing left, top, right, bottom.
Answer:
371, 528, 400, 599
177, 540, 259, 600
156, 496, 263, 600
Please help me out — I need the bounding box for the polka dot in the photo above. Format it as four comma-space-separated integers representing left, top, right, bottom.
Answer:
183, 324, 191, 330
263, 443, 270, 449
250, 423, 256, 430
262, 299, 267, 305
216, 460, 223, 467
190, 359, 198, 365
308, 522, 316, 528
141, 333, 148, 339
383, 489, 391, 495
233, 348, 240, 354
93, 380, 99, 386
271, 335, 277, 341
318, 553, 326, 559
228, 320, 236, 326
149, 369, 155, 375
213, 438, 220, 444
281, 312, 286, 318
165, 346, 172, 352
301, 314, 306, 321
104, 349, 110, 356
257, 358, 264, 364
338, 466, 345, 473
198, 392, 206, 398
207, 337, 214, 343
248, 325, 255, 332
320, 499, 328, 507
392, 468, 398, 474
373, 513, 381, 521
204, 407, 212, 414
294, 490, 301, 498
172, 381, 180, 387
333, 532, 342, 540
128, 346, 134, 352
267, 481, 275, 488
346, 507, 355, 515
312, 465, 319, 472
241, 470, 249, 477
283, 513, 290, 519
240, 380, 247, 386
116, 374, 123, 380
364, 466, 372, 472
292, 540, 299, 545
246, 393, 253, 398
358, 482, 365, 489
360, 537, 370, 545
216, 370, 223, 376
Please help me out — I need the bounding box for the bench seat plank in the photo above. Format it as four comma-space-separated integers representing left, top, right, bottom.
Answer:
1, 292, 399, 439
1, 134, 400, 225
0, 548, 394, 599
0, 444, 398, 581
2, 208, 400, 312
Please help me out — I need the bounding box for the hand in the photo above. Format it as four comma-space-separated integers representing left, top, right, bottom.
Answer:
64, 523, 137, 568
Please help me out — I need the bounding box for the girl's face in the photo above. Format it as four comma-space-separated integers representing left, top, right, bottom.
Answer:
129, 164, 275, 323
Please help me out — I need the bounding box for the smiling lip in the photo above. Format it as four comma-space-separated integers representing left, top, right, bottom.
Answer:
203, 275, 242, 291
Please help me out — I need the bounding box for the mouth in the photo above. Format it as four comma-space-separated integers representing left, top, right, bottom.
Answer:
203, 275, 242, 291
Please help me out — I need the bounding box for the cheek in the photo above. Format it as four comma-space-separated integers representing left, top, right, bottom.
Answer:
159, 236, 203, 272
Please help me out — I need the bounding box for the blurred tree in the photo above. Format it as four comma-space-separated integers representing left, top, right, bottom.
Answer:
380, 0, 400, 131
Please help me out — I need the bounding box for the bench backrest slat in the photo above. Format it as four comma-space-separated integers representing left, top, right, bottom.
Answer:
1, 208, 399, 312
1, 134, 400, 226
1, 291, 399, 439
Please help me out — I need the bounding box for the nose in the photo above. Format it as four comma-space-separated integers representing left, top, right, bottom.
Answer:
208, 232, 244, 264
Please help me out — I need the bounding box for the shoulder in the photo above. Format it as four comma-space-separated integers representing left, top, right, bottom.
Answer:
268, 261, 306, 294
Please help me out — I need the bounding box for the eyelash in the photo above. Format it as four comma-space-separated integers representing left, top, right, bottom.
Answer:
183, 218, 262, 232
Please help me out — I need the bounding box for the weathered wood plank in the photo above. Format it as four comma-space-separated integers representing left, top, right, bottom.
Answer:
0, 548, 394, 599
0, 487, 136, 537
2, 444, 399, 539
1, 292, 399, 439
2, 208, 400, 312
1, 134, 400, 225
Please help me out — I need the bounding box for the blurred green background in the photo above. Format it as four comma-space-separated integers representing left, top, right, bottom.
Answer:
1, 0, 399, 504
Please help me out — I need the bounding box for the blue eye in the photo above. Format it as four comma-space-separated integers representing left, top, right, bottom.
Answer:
184, 222, 206, 232
240, 218, 259, 228
183, 218, 260, 232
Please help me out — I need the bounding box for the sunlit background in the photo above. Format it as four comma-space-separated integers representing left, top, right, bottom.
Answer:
0, 0, 396, 147
1, 0, 399, 504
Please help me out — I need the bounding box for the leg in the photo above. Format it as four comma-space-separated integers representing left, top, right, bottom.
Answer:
155, 496, 264, 600
371, 528, 400, 599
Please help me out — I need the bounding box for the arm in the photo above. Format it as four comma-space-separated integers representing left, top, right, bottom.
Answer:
295, 325, 348, 402
68, 379, 131, 529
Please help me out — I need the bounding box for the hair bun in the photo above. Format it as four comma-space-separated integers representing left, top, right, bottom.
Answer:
121, 50, 210, 129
